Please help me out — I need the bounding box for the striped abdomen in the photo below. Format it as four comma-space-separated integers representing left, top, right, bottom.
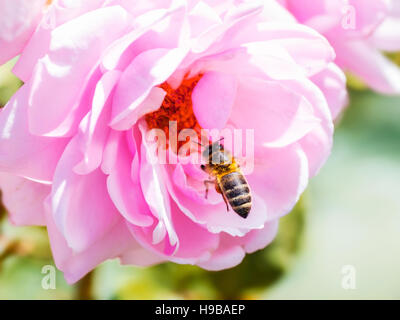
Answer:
219, 171, 252, 218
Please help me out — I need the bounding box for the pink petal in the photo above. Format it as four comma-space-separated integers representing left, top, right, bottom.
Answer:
198, 219, 278, 270
188, 43, 304, 81
192, 71, 237, 130
172, 162, 222, 206
197, 238, 245, 271
101, 130, 122, 175
311, 63, 348, 120
0, 0, 46, 65
111, 87, 166, 131
189, 1, 263, 53
248, 145, 309, 220
104, 0, 172, 17
0, 173, 48, 226
13, 0, 108, 81
284, 0, 329, 23
166, 164, 269, 237
237, 219, 279, 253
138, 124, 178, 247
110, 47, 188, 130
257, 0, 297, 23
44, 203, 142, 284
335, 40, 400, 94
215, 22, 335, 77
0, 85, 68, 182
51, 138, 120, 252
127, 200, 219, 264
261, 23, 335, 76
280, 77, 333, 176
229, 77, 320, 149
106, 131, 154, 227
286, 0, 388, 37
73, 70, 121, 175
188, 1, 222, 39
300, 125, 332, 177
347, 0, 389, 36
101, 2, 187, 72
370, 16, 400, 51
27, 6, 130, 136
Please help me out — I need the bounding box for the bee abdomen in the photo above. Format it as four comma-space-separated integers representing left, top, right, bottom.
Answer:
232, 202, 252, 219
225, 185, 250, 198
220, 172, 252, 218
229, 194, 252, 207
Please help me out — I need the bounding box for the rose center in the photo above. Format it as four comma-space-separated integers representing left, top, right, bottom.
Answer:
145, 74, 203, 151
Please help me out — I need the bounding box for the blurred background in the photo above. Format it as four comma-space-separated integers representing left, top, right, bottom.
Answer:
1, 55, 400, 300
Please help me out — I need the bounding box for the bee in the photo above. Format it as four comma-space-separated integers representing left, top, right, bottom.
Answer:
200, 141, 252, 219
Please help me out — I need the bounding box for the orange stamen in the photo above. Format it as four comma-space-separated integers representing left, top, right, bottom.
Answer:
145, 75, 203, 152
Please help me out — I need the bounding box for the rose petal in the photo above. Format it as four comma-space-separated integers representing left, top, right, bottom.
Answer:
45, 202, 142, 284
192, 71, 237, 130
311, 63, 348, 120
51, 138, 120, 252
0, 85, 68, 182
110, 47, 188, 130
335, 40, 400, 94
0, 173, 48, 226
370, 16, 400, 51
217, 21, 335, 77
229, 77, 320, 149
0, 0, 46, 65
280, 77, 334, 176
166, 164, 269, 237
138, 123, 178, 247
73, 70, 121, 174
27, 6, 130, 136
198, 219, 279, 270
127, 200, 219, 264
101, 1, 187, 72
106, 131, 154, 227
197, 241, 245, 271
248, 144, 309, 220
13, 0, 108, 81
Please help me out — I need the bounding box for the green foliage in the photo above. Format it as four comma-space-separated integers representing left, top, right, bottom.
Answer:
0, 58, 22, 107
385, 52, 400, 67
346, 72, 368, 91
0, 223, 75, 299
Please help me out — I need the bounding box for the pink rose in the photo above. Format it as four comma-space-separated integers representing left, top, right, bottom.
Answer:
284, 0, 400, 94
0, 0, 346, 283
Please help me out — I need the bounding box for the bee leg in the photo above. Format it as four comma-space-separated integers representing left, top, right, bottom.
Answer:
214, 183, 230, 212
203, 180, 215, 200
222, 194, 230, 212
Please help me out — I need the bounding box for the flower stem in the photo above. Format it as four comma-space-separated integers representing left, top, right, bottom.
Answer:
76, 271, 94, 300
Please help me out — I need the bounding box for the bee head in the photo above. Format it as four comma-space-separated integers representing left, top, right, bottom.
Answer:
202, 141, 223, 158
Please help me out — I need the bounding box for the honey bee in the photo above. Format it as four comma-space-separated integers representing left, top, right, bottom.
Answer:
200, 141, 252, 219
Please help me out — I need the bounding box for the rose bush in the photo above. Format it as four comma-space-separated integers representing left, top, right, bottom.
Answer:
0, 0, 346, 283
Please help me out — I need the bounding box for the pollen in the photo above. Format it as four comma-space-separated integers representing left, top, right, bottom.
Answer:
145, 74, 203, 152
